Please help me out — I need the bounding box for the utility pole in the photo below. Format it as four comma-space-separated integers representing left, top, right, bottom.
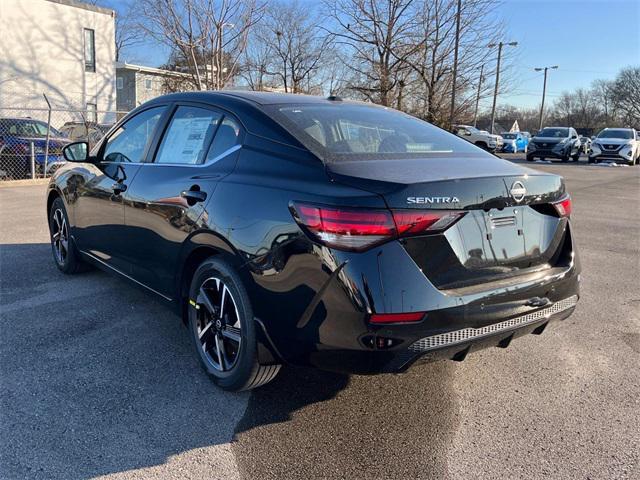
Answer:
448, 0, 462, 129
473, 64, 484, 127
488, 41, 517, 134
535, 65, 558, 131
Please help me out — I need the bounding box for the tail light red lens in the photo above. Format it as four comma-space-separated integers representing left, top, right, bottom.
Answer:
290, 202, 466, 251
552, 195, 572, 217
369, 312, 425, 324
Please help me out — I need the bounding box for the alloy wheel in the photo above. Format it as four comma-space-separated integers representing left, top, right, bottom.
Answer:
51, 208, 68, 265
195, 277, 242, 372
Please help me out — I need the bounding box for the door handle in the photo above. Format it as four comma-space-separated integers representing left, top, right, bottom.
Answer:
180, 189, 207, 203
112, 182, 127, 194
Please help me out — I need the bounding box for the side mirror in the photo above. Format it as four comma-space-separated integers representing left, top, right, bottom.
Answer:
63, 141, 88, 162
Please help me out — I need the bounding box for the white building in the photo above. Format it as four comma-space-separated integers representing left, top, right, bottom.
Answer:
0, 0, 116, 118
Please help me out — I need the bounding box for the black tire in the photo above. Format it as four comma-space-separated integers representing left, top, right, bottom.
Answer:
588, 156, 596, 164
187, 257, 281, 391
49, 197, 87, 274
572, 152, 580, 162
526, 154, 535, 162
474, 141, 488, 151
561, 151, 570, 163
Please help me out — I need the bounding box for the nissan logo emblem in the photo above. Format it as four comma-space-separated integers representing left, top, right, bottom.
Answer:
510, 181, 526, 202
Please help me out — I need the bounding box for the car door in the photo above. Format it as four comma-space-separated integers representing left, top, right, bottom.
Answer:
122, 103, 243, 299
72, 105, 168, 274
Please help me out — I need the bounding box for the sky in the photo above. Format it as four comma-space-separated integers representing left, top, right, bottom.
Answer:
105, 0, 640, 110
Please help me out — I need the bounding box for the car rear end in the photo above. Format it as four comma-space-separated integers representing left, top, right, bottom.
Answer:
268, 101, 580, 374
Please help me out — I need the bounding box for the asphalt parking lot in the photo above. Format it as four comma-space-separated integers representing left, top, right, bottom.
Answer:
1, 154, 639, 480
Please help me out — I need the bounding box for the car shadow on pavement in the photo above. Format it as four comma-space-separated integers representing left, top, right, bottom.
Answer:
232, 361, 458, 480
1, 243, 459, 480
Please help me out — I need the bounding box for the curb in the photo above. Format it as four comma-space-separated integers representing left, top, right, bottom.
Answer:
0, 179, 50, 188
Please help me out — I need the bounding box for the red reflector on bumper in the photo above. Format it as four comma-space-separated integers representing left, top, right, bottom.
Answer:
369, 312, 425, 324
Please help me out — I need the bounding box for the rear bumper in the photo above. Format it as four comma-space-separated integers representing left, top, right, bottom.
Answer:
268, 231, 580, 374
304, 299, 578, 374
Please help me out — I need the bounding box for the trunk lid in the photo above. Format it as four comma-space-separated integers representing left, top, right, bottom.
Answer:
326, 156, 571, 290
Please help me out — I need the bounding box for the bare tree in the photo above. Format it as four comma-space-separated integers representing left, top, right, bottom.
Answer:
400, 0, 508, 125
136, 0, 263, 90
245, 1, 331, 93
610, 66, 640, 126
114, 4, 144, 62
325, 0, 418, 106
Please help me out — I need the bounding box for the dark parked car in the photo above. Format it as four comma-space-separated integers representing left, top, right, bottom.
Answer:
0, 117, 69, 179
527, 126, 582, 162
48, 92, 580, 391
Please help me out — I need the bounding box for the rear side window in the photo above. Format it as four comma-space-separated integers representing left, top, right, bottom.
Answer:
267, 104, 481, 163
155, 106, 221, 165
206, 117, 240, 162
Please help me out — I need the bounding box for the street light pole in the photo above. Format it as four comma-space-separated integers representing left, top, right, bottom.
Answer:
488, 41, 517, 134
448, 0, 462, 129
473, 64, 484, 128
217, 22, 235, 90
535, 65, 558, 131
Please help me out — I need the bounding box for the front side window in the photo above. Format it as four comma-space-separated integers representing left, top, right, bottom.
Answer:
155, 106, 221, 165
84, 29, 95, 72
103, 106, 165, 163
268, 104, 481, 163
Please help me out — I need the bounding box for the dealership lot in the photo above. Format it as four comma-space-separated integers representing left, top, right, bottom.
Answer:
0, 157, 638, 479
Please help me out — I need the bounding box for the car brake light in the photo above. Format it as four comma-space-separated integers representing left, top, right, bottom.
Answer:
552, 195, 572, 217
290, 202, 466, 251
369, 312, 425, 324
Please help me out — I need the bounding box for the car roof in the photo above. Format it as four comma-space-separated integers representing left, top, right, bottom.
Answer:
148, 90, 368, 107
0, 117, 42, 121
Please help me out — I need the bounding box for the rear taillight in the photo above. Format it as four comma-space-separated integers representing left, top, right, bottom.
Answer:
290, 202, 465, 251
552, 195, 572, 217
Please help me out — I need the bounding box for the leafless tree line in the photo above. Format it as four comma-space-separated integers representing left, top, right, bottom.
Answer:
112, 0, 514, 127
478, 67, 640, 134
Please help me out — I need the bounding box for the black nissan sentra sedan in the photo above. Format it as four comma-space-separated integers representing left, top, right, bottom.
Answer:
48, 92, 580, 391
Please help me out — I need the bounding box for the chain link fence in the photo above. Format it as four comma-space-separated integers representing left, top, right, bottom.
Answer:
0, 107, 127, 181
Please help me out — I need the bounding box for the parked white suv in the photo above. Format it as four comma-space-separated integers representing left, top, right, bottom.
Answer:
589, 128, 640, 165
453, 125, 503, 152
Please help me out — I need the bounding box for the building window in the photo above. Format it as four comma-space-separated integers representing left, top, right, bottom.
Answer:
145, 79, 152, 90
86, 103, 97, 123
84, 29, 96, 72
116, 77, 123, 89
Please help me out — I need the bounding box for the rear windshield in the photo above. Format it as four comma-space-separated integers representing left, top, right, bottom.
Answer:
597, 129, 633, 139
502, 133, 516, 139
267, 103, 483, 162
538, 128, 569, 138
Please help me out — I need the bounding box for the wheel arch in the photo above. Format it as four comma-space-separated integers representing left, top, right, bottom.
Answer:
46, 185, 64, 217
176, 233, 282, 365
175, 231, 245, 324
